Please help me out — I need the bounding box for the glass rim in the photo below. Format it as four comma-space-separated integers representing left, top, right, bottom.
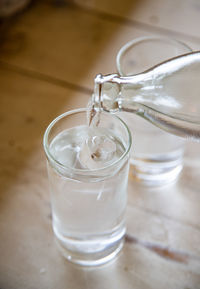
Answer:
116, 36, 192, 76
43, 108, 132, 175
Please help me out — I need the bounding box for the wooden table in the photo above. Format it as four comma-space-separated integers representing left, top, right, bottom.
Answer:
0, 1, 200, 288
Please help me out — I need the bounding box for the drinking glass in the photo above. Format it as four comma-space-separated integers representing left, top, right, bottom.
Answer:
43, 108, 131, 266
116, 36, 192, 186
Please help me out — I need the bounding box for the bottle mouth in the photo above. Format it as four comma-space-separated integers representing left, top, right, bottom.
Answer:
94, 73, 121, 113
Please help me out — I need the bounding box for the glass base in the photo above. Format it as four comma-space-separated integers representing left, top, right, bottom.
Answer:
130, 159, 183, 186
56, 238, 124, 266
53, 225, 125, 266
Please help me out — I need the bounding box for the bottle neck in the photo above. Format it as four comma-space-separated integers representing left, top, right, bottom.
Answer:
93, 73, 145, 113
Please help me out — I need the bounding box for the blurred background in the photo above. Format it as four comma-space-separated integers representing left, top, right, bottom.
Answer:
0, 1, 200, 288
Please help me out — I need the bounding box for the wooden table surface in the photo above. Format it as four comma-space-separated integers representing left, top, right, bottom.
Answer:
0, 0, 200, 288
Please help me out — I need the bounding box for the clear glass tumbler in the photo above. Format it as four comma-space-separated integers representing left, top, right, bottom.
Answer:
116, 36, 192, 186
43, 108, 131, 266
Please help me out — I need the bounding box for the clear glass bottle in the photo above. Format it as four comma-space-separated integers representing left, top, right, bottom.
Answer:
92, 51, 200, 141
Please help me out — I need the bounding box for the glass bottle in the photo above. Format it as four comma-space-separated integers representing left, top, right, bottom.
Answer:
92, 51, 200, 141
